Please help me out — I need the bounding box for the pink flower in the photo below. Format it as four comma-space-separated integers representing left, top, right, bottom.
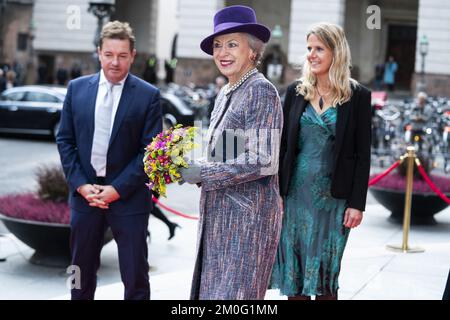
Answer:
164, 173, 171, 184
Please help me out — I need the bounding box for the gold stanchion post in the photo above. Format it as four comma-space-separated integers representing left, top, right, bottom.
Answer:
387, 146, 424, 253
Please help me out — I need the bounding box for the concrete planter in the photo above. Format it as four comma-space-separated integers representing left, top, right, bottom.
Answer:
369, 187, 450, 225
0, 213, 113, 268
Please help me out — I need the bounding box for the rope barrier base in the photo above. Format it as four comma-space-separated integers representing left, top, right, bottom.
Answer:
386, 244, 425, 253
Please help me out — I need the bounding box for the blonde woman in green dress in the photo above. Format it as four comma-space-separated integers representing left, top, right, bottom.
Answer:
271, 22, 372, 300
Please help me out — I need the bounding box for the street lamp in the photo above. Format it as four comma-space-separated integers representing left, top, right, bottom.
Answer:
418, 35, 429, 92
88, 0, 115, 69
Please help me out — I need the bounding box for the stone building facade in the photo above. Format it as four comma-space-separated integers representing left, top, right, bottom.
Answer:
175, 0, 450, 96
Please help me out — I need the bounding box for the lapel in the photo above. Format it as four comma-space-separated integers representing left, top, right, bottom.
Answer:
87, 73, 100, 155
334, 98, 351, 160
206, 92, 230, 149
109, 74, 136, 146
289, 93, 307, 148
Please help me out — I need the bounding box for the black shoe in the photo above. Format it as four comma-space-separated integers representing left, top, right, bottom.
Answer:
168, 223, 180, 240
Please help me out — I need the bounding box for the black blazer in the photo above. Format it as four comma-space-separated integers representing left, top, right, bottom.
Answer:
279, 82, 372, 211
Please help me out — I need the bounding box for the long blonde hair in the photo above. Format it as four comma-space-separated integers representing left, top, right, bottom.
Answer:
297, 22, 357, 106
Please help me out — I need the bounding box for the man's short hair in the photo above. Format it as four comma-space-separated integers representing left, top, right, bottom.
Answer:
99, 20, 135, 51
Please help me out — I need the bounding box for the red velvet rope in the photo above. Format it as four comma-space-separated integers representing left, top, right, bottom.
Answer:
152, 195, 199, 220
416, 162, 450, 204
368, 160, 401, 186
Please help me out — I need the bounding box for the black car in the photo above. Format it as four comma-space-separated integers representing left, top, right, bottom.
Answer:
0, 84, 204, 138
159, 83, 215, 130
160, 89, 196, 130
0, 86, 66, 138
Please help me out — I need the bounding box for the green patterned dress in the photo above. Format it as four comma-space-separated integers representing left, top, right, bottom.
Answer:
271, 103, 350, 297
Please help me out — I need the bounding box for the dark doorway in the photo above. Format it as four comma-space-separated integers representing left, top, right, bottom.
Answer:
37, 55, 55, 84
386, 25, 417, 90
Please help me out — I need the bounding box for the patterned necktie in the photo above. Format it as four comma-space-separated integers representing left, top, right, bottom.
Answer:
91, 82, 115, 176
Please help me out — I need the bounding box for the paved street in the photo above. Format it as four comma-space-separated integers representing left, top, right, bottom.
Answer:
0, 135, 60, 196
1, 135, 450, 300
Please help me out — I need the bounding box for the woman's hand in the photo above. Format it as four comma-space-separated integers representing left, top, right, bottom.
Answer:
179, 161, 202, 184
343, 207, 363, 228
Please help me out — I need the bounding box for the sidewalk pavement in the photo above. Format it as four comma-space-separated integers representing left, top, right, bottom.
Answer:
1, 182, 450, 300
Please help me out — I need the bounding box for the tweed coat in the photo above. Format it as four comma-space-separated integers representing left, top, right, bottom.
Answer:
190, 72, 283, 300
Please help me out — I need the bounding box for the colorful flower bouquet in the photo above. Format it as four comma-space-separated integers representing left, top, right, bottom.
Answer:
144, 125, 198, 197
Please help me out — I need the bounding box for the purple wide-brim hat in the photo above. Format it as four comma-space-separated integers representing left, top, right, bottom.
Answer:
200, 5, 271, 55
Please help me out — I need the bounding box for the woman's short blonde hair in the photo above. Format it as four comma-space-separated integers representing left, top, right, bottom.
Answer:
297, 22, 358, 106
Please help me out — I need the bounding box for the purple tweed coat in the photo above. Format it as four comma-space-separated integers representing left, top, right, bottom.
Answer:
190, 72, 283, 300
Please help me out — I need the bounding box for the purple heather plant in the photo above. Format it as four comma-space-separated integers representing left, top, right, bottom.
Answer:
0, 164, 70, 224
0, 193, 69, 224
370, 173, 450, 194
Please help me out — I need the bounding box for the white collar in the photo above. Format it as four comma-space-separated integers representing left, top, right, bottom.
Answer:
99, 69, 128, 86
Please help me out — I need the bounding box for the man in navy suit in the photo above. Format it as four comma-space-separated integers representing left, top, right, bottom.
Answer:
56, 21, 161, 300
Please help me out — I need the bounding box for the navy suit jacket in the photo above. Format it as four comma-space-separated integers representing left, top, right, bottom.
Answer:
56, 72, 162, 215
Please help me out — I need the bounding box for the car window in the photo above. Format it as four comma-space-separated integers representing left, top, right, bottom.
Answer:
1, 91, 25, 101
24, 92, 59, 103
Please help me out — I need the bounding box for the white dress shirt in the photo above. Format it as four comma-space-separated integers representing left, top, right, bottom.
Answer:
92, 70, 128, 176
95, 70, 127, 135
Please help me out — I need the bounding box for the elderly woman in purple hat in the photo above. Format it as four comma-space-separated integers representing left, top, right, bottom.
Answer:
180, 5, 283, 300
